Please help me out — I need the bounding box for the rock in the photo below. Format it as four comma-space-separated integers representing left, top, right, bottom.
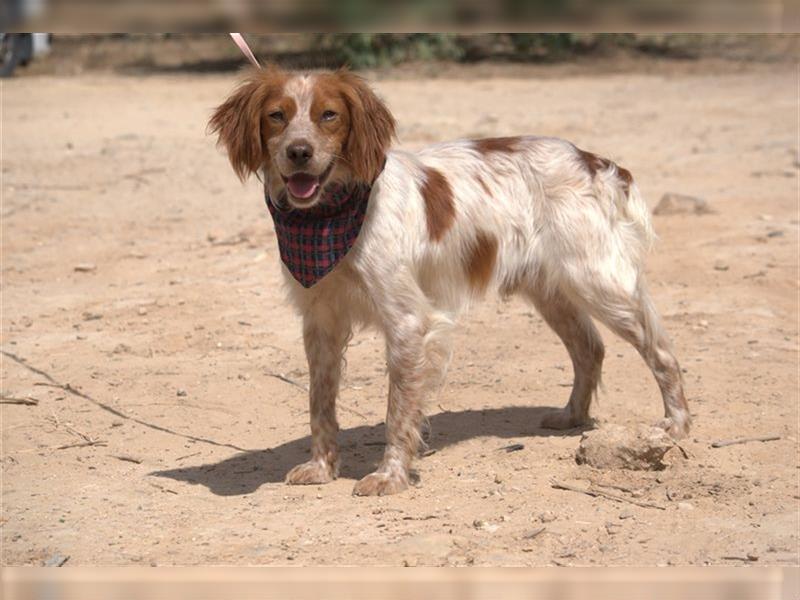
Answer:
176, 389, 187, 397
42, 553, 69, 567
137, 307, 148, 316
653, 193, 713, 216
677, 502, 694, 511
575, 424, 678, 471
74, 263, 96, 272
472, 519, 498, 532
619, 510, 634, 520
82, 311, 102, 321
538, 511, 557, 523
605, 522, 621, 535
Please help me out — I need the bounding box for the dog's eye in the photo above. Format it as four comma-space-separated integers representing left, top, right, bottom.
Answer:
321, 110, 337, 122
268, 111, 285, 122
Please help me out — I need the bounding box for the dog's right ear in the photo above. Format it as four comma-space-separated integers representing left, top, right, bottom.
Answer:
208, 66, 286, 181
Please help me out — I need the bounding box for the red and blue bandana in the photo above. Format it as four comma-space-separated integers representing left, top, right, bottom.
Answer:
266, 182, 371, 288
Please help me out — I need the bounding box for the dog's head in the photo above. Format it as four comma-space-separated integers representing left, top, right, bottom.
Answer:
209, 65, 396, 209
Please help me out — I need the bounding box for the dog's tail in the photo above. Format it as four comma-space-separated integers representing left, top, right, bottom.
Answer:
621, 178, 656, 254
591, 158, 656, 259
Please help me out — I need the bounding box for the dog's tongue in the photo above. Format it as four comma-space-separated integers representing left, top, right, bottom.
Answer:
287, 173, 320, 199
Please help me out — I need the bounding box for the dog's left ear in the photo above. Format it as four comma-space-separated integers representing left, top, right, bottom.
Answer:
336, 70, 396, 184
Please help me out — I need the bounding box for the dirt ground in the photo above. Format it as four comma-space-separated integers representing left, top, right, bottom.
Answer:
1, 56, 798, 567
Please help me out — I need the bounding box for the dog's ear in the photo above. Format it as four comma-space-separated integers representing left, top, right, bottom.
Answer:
336, 69, 396, 184
208, 66, 286, 181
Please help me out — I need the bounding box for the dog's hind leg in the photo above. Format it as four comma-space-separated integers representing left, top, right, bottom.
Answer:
285, 306, 351, 485
564, 271, 691, 439
525, 288, 604, 430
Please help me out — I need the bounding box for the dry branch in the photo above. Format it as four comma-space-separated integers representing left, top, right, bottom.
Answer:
551, 480, 666, 510
711, 435, 780, 448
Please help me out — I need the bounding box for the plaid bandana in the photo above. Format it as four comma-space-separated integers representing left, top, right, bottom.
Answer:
266, 182, 371, 288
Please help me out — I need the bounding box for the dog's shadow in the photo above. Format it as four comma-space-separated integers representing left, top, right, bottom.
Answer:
151, 406, 588, 496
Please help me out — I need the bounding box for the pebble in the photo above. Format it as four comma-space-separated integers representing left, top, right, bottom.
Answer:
473, 519, 498, 532
713, 260, 729, 271
138, 307, 148, 316
653, 193, 713, 216
538, 511, 557, 523
605, 522, 621, 535
176, 389, 187, 397
42, 553, 69, 567
575, 424, 677, 471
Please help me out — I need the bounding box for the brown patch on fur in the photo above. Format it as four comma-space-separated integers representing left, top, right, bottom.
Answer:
465, 230, 498, 292
616, 165, 633, 193
326, 69, 396, 184
310, 74, 352, 159
420, 166, 455, 242
577, 147, 634, 194
475, 173, 492, 197
473, 136, 521, 155
208, 65, 290, 181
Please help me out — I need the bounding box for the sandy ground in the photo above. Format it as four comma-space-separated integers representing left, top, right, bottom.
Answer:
1, 60, 798, 567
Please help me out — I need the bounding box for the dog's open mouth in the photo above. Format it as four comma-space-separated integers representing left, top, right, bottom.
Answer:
282, 163, 334, 202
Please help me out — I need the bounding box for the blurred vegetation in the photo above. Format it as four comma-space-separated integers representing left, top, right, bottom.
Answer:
29, 34, 797, 77
316, 33, 724, 68
321, 34, 466, 69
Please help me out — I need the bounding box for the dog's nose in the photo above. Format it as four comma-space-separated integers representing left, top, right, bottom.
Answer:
286, 141, 313, 167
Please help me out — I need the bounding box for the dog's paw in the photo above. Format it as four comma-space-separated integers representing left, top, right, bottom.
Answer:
654, 414, 691, 440
540, 407, 589, 431
285, 460, 336, 485
352, 471, 408, 496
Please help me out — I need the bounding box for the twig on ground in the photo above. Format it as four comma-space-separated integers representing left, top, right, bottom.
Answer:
339, 402, 368, 421
3, 350, 251, 452
266, 372, 308, 392
522, 526, 547, 540
551, 480, 666, 510
499, 443, 525, 453
47, 410, 103, 447
111, 454, 143, 464
149, 482, 178, 495
56, 440, 107, 451
711, 435, 781, 448
175, 451, 201, 462
589, 481, 635, 495
0, 396, 39, 405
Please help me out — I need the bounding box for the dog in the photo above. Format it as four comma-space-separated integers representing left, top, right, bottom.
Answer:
209, 65, 690, 496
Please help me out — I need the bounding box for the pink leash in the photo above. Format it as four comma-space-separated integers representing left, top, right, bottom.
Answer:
229, 33, 261, 69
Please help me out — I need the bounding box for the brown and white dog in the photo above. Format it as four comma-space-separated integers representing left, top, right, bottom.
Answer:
209, 66, 690, 496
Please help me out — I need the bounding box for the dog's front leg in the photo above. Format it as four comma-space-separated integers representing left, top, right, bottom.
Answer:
285, 309, 350, 485
353, 315, 427, 496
